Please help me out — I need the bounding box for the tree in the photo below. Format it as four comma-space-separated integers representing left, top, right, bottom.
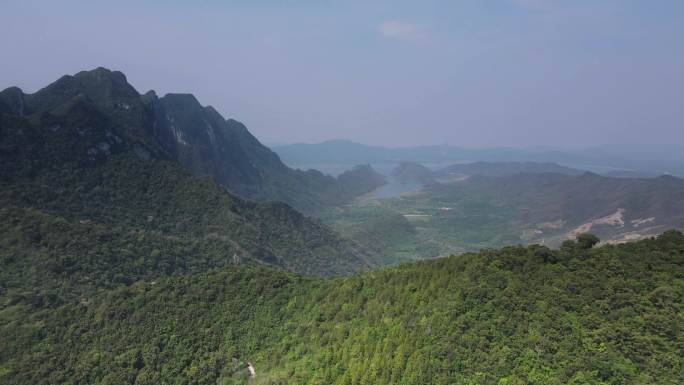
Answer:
576, 233, 600, 250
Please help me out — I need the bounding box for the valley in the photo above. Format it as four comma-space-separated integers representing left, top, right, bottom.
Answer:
2, 0, 684, 382
1, 67, 683, 385
315, 162, 684, 263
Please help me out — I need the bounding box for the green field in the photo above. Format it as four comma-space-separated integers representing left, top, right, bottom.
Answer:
319, 190, 523, 264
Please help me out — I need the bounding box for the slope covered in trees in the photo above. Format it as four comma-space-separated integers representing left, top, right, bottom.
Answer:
2, 232, 682, 384
0, 152, 373, 279
2, 68, 682, 385
0, 72, 375, 277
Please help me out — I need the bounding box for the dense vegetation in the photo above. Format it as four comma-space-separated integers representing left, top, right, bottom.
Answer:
0, 153, 373, 279
321, 171, 684, 262
0, 68, 380, 277
2, 232, 682, 384
0, 154, 372, 282
2, 67, 682, 385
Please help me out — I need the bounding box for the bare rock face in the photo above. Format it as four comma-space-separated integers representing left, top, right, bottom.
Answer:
0, 86, 26, 115
247, 362, 256, 378
148, 92, 386, 211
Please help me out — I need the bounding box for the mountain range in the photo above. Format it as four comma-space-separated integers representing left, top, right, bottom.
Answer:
273, 139, 684, 177
0, 68, 381, 277
433, 161, 583, 179
0, 68, 385, 213
1, 68, 683, 385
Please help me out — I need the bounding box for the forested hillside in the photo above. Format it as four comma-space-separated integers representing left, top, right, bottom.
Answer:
1, 232, 682, 384
2, 3, 683, 385
0, 69, 375, 277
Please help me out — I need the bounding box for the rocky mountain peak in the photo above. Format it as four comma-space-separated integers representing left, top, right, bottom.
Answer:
0, 86, 26, 115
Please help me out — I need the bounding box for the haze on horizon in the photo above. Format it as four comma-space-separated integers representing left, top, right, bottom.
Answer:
1, 0, 683, 149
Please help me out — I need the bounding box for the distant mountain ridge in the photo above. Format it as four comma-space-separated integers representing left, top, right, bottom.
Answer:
434, 161, 583, 179
273, 139, 684, 177
387, 161, 583, 185
1, 68, 385, 212
390, 162, 435, 184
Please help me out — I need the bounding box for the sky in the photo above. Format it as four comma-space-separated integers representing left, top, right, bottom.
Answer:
1, 0, 683, 148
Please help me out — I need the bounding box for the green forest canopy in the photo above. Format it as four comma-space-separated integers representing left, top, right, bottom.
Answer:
1, 231, 682, 385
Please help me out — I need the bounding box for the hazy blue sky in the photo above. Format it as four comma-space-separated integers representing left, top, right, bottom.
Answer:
1, 0, 683, 148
